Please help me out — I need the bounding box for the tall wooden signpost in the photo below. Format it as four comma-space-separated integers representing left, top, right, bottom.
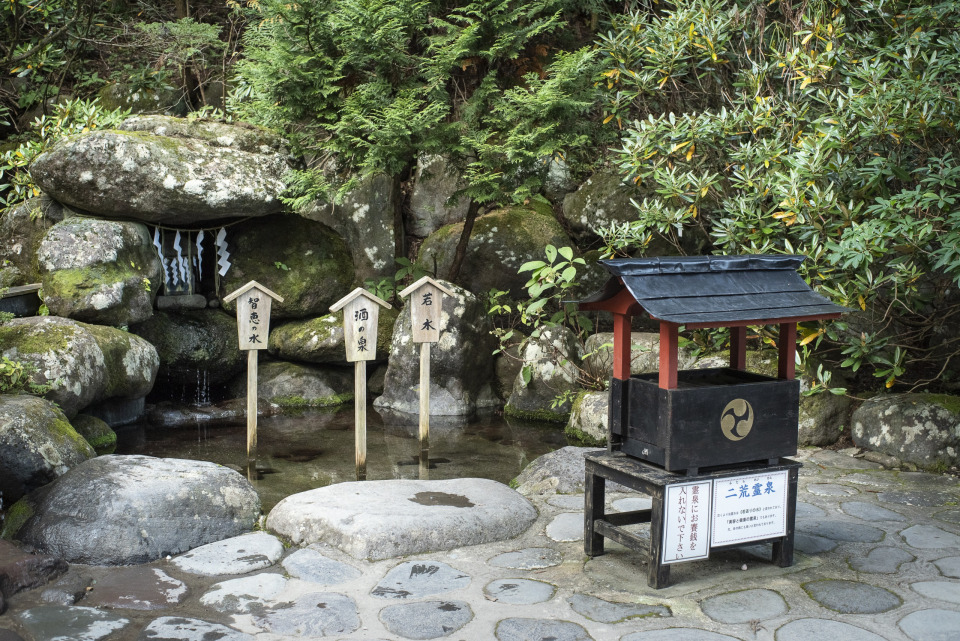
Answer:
399, 277, 454, 471
330, 287, 392, 481
223, 280, 284, 463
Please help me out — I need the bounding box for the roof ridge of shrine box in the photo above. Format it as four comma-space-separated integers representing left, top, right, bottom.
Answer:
577, 254, 848, 475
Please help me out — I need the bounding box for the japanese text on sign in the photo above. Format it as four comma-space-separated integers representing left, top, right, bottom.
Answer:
711, 470, 788, 546
235, 291, 272, 351
662, 480, 712, 564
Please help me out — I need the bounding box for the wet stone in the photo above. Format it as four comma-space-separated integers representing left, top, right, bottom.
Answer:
795, 501, 826, 519
933, 555, 960, 578
547, 494, 584, 510
807, 483, 859, 496
776, 618, 889, 641
496, 617, 592, 641
700, 588, 787, 624
0, 630, 24, 641
546, 512, 584, 542
171, 531, 283, 576
488, 547, 561, 570
911, 581, 960, 604
849, 546, 914, 573
41, 573, 93, 605
901, 524, 960, 549
898, 608, 960, 641
840, 501, 906, 522
252, 592, 359, 637
798, 520, 885, 542
568, 593, 670, 623
621, 630, 741, 641
281, 546, 362, 586
612, 496, 653, 512
794, 533, 837, 554
16, 605, 129, 641
379, 600, 473, 639
372, 561, 470, 599
933, 508, 960, 524
878, 490, 956, 507
803, 579, 901, 614
138, 616, 254, 640
484, 579, 556, 605
199, 573, 287, 613
83, 567, 186, 610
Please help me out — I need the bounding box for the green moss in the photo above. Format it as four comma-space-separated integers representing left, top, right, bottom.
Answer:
1, 498, 34, 539
72, 414, 117, 454
564, 423, 605, 447
508, 477, 520, 489
0, 321, 75, 355
922, 393, 960, 415
272, 392, 354, 408
504, 403, 569, 424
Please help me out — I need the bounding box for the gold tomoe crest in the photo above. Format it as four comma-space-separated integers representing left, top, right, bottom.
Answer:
720, 398, 754, 441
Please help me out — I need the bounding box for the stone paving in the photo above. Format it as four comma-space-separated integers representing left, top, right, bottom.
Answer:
3, 447, 960, 640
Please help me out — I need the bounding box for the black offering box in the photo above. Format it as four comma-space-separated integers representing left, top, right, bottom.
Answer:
578, 255, 847, 475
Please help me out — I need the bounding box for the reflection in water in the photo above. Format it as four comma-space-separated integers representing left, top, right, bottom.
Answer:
116, 405, 567, 512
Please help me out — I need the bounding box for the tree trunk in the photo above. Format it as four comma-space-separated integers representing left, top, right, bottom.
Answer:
174, 0, 189, 19
446, 199, 480, 284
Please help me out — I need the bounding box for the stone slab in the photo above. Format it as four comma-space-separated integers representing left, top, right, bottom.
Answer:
199, 573, 288, 613
251, 592, 359, 637
496, 618, 592, 641
82, 567, 186, 610
546, 512, 584, 542
898, 608, 960, 641
266, 478, 536, 560
901, 525, 960, 549
171, 532, 283, 576
485, 579, 556, 605
795, 501, 826, 519
281, 546, 362, 586
372, 561, 470, 600
700, 588, 787, 623
612, 496, 653, 512
878, 490, 956, 507
933, 555, 960, 578
621, 630, 741, 641
15, 605, 129, 641
807, 483, 859, 496
849, 547, 914, 574
798, 520, 885, 542
776, 618, 888, 641
568, 593, 670, 623
803, 580, 901, 614
487, 548, 562, 570
137, 616, 254, 641
910, 581, 960, 604
379, 600, 473, 639
840, 501, 906, 522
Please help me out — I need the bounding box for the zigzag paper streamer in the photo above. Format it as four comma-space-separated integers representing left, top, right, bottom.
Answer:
216, 227, 231, 277
173, 231, 187, 284
195, 230, 204, 281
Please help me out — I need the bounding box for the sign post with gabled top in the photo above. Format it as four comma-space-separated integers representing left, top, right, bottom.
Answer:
399, 276, 455, 470
331, 287, 392, 481
224, 280, 284, 463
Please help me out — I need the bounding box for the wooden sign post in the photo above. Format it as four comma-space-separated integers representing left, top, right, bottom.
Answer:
223, 280, 284, 463
330, 287, 392, 481
399, 277, 455, 471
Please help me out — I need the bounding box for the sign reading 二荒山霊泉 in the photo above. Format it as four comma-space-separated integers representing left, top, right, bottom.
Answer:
711, 470, 789, 546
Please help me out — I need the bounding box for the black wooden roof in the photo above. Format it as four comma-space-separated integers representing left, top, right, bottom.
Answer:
579, 255, 847, 325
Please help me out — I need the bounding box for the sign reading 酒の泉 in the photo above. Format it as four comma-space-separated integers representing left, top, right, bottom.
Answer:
711, 470, 789, 547
662, 480, 712, 564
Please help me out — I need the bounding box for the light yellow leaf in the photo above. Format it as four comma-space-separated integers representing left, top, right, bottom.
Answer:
826, 41, 833, 52
670, 141, 692, 153
700, 186, 709, 197
603, 115, 614, 124
686, 144, 695, 161
858, 295, 866, 310
800, 77, 812, 90
799, 329, 821, 346
885, 376, 895, 388
802, 32, 814, 45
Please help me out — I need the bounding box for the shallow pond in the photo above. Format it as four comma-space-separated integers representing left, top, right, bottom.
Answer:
115, 406, 568, 511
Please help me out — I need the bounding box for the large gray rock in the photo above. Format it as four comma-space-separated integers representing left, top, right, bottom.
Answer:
0, 197, 60, 285
301, 173, 399, 281
408, 155, 471, 237
582, 331, 698, 383
38, 217, 161, 326
0, 539, 68, 602
227, 360, 354, 408
8, 455, 260, 565
852, 393, 960, 469
266, 478, 537, 560
416, 204, 572, 299
0, 395, 95, 505
131, 309, 243, 386
374, 282, 498, 416
0, 316, 159, 418
218, 215, 355, 320
505, 326, 582, 423
514, 446, 606, 495
30, 116, 290, 224
268, 309, 399, 365
562, 168, 638, 240
799, 385, 855, 446
565, 391, 608, 446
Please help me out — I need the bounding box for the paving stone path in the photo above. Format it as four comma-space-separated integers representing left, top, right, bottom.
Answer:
2, 447, 960, 640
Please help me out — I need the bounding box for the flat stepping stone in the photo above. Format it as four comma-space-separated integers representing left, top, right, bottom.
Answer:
266, 478, 536, 560
898, 608, 960, 641
568, 594, 669, 623
547, 513, 583, 542
496, 617, 592, 641
839, 473, 899, 488
776, 618, 888, 641
621, 630, 741, 641
372, 561, 470, 599
901, 524, 960, 549
252, 592, 359, 637
807, 483, 858, 496
803, 579, 901, 614
137, 616, 253, 640
840, 501, 906, 522
612, 497, 653, 512
15, 606, 129, 641
485, 579, 555, 605
199, 573, 287, 613
171, 532, 283, 576
379, 600, 473, 639
933, 555, 960, 578
548, 495, 584, 510
281, 546, 362, 585
934, 508, 960, 524
849, 547, 914, 573
488, 547, 561, 570
878, 490, 955, 507
798, 520, 885, 542
700, 588, 786, 623
795, 501, 826, 519
794, 533, 837, 554
911, 581, 960, 604
809, 451, 883, 470
83, 567, 186, 610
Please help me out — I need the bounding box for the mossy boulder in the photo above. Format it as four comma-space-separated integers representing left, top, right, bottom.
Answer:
582, 332, 699, 383
505, 326, 582, 423
228, 360, 354, 408
219, 215, 355, 320
130, 308, 243, 386
407, 154, 471, 237
30, 116, 290, 224
38, 217, 161, 326
0, 316, 159, 418
417, 204, 572, 299
0, 395, 95, 505
0, 196, 61, 285
268, 308, 399, 365
70, 414, 117, 455
565, 390, 608, 446
852, 393, 960, 470
97, 82, 186, 116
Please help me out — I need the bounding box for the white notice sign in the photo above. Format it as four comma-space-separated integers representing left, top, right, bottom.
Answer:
711, 470, 789, 546
662, 480, 712, 564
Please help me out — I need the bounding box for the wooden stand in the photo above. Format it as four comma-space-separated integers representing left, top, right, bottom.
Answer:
355, 360, 367, 481
247, 351, 258, 461
584, 451, 800, 589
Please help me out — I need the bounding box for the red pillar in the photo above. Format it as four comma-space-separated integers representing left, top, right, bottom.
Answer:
612, 313, 631, 380
659, 322, 678, 389
778, 322, 797, 380
730, 325, 747, 370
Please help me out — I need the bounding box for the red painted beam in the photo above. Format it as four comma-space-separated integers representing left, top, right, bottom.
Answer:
659, 322, 679, 389
778, 322, 797, 380
577, 284, 644, 316
612, 313, 632, 380
730, 325, 747, 370
677, 313, 842, 330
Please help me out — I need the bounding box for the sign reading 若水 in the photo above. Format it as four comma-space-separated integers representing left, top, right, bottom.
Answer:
662, 480, 712, 564
711, 470, 789, 546
399, 276, 455, 344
